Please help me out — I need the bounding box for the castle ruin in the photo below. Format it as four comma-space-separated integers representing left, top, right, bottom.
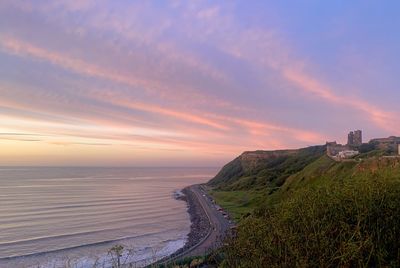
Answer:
327, 130, 362, 160
328, 130, 400, 158
347, 130, 362, 146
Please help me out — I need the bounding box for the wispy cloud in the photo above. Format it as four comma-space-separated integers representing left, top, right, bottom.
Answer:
217, 27, 399, 133
283, 68, 399, 133
0, 1, 398, 166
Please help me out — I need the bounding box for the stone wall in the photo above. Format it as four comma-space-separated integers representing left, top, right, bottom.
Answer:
326, 142, 349, 156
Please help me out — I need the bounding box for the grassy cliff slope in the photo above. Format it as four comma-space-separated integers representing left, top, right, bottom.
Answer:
209, 148, 400, 267
209, 145, 326, 191
209, 147, 400, 219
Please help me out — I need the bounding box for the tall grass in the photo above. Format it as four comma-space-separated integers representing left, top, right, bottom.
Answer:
220, 176, 400, 267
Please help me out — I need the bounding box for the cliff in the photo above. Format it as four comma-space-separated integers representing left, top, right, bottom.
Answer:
208, 146, 400, 219
207, 145, 400, 266
208, 145, 326, 190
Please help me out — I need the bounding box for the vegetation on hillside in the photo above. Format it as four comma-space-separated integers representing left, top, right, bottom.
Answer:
209, 190, 263, 220
208, 146, 327, 219
207, 146, 400, 267
220, 176, 400, 267
208, 146, 326, 191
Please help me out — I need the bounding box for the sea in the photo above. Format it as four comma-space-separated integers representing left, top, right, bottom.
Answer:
0, 166, 218, 268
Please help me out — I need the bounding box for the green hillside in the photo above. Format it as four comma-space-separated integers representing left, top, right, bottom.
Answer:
209, 147, 400, 219
208, 145, 327, 219
209, 145, 326, 191
208, 147, 400, 267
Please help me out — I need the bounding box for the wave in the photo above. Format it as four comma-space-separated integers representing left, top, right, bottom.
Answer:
0, 238, 187, 268
0, 213, 188, 246
0, 227, 187, 260
0, 197, 179, 220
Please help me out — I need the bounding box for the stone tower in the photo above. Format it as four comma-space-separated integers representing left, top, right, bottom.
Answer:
347, 131, 354, 145
353, 130, 362, 146
347, 130, 362, 146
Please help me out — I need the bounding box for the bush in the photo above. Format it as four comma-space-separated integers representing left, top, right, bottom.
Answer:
221, 177, 400, 267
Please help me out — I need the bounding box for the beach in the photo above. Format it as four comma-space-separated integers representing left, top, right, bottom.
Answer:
156, 184, 232, 266
169, 186, 212, 257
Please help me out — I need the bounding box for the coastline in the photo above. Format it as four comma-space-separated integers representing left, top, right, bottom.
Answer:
155, 185, 212, 264
179, 186, 211, 252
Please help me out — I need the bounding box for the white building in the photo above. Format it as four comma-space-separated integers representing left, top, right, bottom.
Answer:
338, 150, 359, 159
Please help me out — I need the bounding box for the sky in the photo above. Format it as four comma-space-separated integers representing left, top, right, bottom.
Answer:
0, 1, 399, 167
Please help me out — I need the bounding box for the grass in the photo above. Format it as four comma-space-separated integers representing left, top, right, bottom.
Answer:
208, 145, 326, 191
210, 155, 400, 222
154, 256, 205, 268
208, 153, 400, 267
220, 175, 400, 267
209, 190, 265, 220
153, 253, 222, 268
207, 149, 400, 266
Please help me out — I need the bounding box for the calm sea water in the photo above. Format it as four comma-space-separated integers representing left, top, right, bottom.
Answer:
0, 167, 217, 268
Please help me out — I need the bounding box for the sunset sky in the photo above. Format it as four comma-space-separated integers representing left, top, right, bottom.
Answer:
0, 1, 399, 166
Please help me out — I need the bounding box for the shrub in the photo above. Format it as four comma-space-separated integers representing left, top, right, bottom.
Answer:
221, 177, 400, 267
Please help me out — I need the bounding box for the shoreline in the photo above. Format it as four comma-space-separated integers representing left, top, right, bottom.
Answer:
154, 185, 212, 265
178, 186, 211, 253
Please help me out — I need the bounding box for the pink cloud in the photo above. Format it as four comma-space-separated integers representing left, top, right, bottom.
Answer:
0, 32, 337, 158
90, 91, 326, 144
218, 27, 400, 134
0, 35, 233, 111
0, 32, 334, 160
0, 36, 164, 94
104, 97, 230, 131
283, 67, 399, 133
